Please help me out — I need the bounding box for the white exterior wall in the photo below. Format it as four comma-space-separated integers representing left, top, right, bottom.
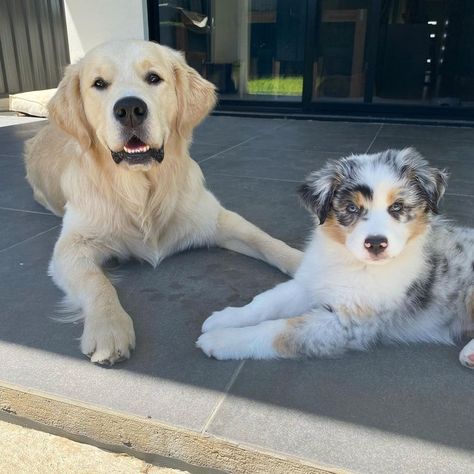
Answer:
64, 0, 149, 63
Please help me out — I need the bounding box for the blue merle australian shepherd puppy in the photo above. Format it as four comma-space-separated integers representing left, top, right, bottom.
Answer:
197, 148, 474, 368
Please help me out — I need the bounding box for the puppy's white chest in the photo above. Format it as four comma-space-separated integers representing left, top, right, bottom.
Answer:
299, 254, 406, 317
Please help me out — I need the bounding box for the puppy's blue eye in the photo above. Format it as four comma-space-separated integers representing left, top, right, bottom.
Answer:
346, 203, 359, 213
93, 78, 108, 89
145, 72, 162, 85
389, 202, 403, 213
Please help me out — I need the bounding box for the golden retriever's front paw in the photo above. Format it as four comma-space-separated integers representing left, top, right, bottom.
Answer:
81, 310, 136, 365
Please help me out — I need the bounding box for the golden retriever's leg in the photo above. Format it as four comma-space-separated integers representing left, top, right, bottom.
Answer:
50, 230, 135, 365
215, 208, 303, 277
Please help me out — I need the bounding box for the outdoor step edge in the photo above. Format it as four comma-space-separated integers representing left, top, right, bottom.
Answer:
0, 380, 345, 474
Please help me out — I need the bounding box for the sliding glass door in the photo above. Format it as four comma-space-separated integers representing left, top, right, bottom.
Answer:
150, 0, 474, 119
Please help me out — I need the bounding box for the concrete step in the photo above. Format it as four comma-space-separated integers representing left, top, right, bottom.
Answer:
0, 382, 335, 474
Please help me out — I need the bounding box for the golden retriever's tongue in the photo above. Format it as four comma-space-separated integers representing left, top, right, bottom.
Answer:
124, 136, 150, 154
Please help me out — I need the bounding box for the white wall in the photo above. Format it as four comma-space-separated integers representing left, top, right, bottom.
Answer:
64, 0, 149, 63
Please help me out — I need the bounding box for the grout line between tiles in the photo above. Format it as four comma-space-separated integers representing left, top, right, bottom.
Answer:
365, 123, 384, 153
0, 224, 59, 254
201, 360, 246, 434
0, 206, 54, 216
197, 122, 288, 165
199, 144, 349, 155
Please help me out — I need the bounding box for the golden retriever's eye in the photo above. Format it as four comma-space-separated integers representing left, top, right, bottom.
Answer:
145, 72, 162, 85
92, 78, 109, 90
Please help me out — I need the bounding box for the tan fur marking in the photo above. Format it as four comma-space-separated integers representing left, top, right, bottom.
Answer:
273, 316, 307, 357
321, 214, 346, 244
387, 186, 402, 206
352, 191, 371, 210
407, 211, 429, 242
335, 303, 374, 319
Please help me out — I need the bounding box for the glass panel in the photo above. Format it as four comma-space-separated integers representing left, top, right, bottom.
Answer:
374, 0, 474, 106
157, 1, 211, 77
312, 0, 370, 102
157, 0, 305, 101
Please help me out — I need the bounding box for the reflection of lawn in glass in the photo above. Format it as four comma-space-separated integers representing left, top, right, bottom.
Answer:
247, 76, 303, 96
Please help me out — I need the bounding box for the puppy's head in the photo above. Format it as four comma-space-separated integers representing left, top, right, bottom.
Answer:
48, 40, 216, 171
299, 148, 447, 263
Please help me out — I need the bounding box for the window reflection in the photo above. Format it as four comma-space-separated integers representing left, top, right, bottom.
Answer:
158, 0, 305, 100
374, 0, 474, 106
312, 0, 369, 101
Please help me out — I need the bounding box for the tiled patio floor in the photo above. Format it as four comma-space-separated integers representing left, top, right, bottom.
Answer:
1, 116, 473, 473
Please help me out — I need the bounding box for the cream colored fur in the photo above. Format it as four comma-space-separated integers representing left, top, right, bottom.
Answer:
24, 40, 302, 365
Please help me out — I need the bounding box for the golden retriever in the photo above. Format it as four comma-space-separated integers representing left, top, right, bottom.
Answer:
24, 40, 302, 365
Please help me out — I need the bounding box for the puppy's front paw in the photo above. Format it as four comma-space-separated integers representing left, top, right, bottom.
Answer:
81, 310, 136, 365
202, 307, 244, 333
196, 329, 246, 360
197, 323, 280, 360
459, 340, 474, 369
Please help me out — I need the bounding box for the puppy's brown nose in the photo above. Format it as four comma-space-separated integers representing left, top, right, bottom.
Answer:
113, 97, 148, 127
364, 235, 388, 255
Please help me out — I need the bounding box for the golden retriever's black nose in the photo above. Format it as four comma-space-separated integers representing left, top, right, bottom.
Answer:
364, 235, 388, 255
113, 97, 148, 127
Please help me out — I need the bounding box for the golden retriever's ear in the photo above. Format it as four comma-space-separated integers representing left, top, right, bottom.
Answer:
172, 52, 217, 136
48, 62, 92, 150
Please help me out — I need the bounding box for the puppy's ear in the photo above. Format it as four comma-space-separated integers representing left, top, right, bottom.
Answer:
47, 62, 92, 150
298, 161, 340, 224
399, 148, 448, 214
172, 51, 217, 136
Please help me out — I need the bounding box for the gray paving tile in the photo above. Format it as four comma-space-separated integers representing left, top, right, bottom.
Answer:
284, 119, 382, 135
200, 146, 339, 183
190, 142, 230, 162
0, 208, 59, 251
0, 154, 53, 213
242, 120, 381, 153
0, 121, 46, 157
0, 229, 244, 431
368, 135, 474, 164
436, 161, 474, 195
441, 194, 474, 226
206, 345, 474, 474
379, 123, 474, 141
193, 116, 286, 146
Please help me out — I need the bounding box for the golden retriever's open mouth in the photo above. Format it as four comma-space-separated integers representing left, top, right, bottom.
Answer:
111, 136, 164, 165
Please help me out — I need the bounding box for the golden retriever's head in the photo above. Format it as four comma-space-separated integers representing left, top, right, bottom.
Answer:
48, 40, 216, 170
